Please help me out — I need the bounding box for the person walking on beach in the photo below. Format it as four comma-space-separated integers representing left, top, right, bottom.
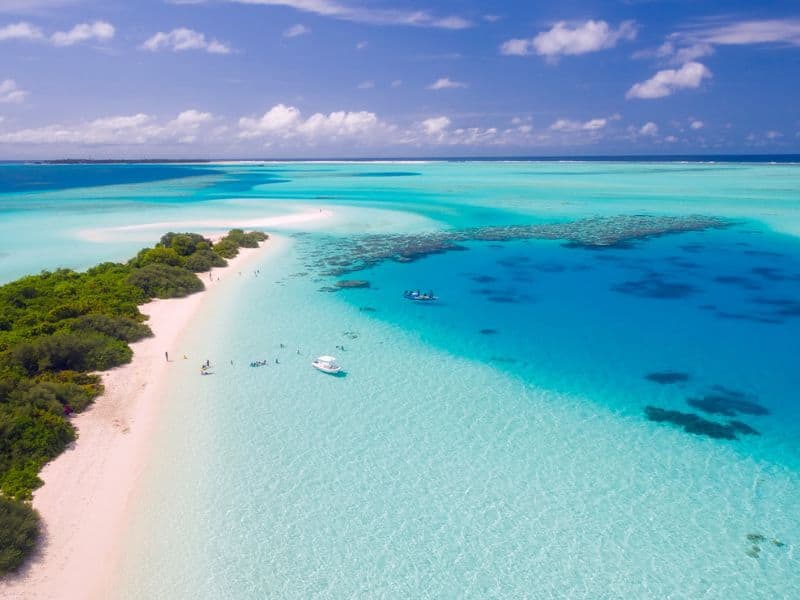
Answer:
165, 351, 169, 362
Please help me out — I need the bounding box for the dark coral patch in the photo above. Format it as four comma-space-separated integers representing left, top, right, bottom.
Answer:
714, 311, 783, 325
728, 420, 760, 436
479, 328, 498, 335
645, 371, 690, 384
714, 275, 762, 290
612, 278, 695, 299
488, 296, 518, 304
471, 275, 497, 283
687, 389, 769, 417
751, 266, 785, 281
645, 406, 738, 440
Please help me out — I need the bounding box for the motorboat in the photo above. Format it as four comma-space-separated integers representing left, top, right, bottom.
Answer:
312, 355, 343, 374
403, 290, 438, 302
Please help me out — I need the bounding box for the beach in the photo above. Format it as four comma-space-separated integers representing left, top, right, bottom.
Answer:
0, 212, 325, 600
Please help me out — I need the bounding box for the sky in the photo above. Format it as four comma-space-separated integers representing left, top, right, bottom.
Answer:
0, 0, 798, 158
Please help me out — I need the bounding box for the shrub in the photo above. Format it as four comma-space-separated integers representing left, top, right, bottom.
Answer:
183, 249, 227, 273
127, 263, 204, 299
130, 247, 183, 268
159, 232, 211, 256
213, 238, 240, 259
0, 496, 40, 576
9, 332, 132, 376
70, 313, 152, 343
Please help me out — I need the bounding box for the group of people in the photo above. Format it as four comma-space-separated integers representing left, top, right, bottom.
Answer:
200, 359, 213, 375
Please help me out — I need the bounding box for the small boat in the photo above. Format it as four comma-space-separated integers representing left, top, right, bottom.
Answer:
403, 290, 438, 302
312, 355, 343, 375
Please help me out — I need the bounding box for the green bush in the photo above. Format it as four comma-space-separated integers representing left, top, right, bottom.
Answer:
127, 263, 204, 299
159, 232, 211, 257
183, 249, 227, 273
130, 246, 183, 268
212, 238, 240, 259
9, 332, 132, 376
70, 313, 152, 343
0, 496, 40, 576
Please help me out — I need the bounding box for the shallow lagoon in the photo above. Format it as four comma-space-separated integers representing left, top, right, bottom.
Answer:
2, 161, 799, 597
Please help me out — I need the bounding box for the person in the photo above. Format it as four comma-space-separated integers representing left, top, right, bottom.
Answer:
275, 358, 279, 364
165, 351, 169, 362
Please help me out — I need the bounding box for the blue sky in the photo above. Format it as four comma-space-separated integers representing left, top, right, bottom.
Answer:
0, 0, 798, 157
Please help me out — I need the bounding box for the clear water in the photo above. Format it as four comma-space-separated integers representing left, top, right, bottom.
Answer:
1, 161, 799, 597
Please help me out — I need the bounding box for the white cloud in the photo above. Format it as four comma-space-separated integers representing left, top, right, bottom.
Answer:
231, 0, 471, 29
664, 135, 678, 143
238, 103, 391, 143
391, 79, 402, 87
142, 28, 231, 54
626, 62, 712, 99
0, 20, 114, 46
0, 21, 44, 41
635, 39, 715, 66
427, 77, 466, 90
766, 130, 783, 139
686, 19, 800, 46
550, 117, 607, 132
501, 20, 637, 58
0, 78, 27, 103
357, 80, 374, 89
356, 40, 367, 49
283, 23, 310, 37
51, 20, 114, 46
0, 109, 215, 144
639, 122, 658, 136
690, 120, 704, 130
422, 116, 450, 135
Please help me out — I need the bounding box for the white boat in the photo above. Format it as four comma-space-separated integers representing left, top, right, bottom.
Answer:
312, 355, 343, 374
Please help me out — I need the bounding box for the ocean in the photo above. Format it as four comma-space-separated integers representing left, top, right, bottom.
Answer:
1, 160, 799, 597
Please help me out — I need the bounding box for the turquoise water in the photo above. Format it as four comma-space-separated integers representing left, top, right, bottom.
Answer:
2, 162, 799, 597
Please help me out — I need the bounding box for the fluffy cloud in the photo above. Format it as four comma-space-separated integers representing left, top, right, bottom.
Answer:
142, 28, 231, 54
0, 109, 214, 144
51, 20, 114, 46
231, 0, 470, 29
238, 104, 390, 143
627, 62, 711, 99
357, 80, 374, 89
421, 116, 450, 135
550, 117, 607, 132
0, 79, 27, 103
283, 24, 310, 38
0, 20, 114, 45
427, 77, 466, 90
639, 122, 658, 136
501, 20, 637, 58
690, 120, 704, 130
0, 21, 44, 41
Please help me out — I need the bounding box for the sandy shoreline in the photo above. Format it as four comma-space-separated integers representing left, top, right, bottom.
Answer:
0, 216, 322, 599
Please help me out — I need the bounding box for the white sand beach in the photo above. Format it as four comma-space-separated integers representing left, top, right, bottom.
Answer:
0, 213, 327, 600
